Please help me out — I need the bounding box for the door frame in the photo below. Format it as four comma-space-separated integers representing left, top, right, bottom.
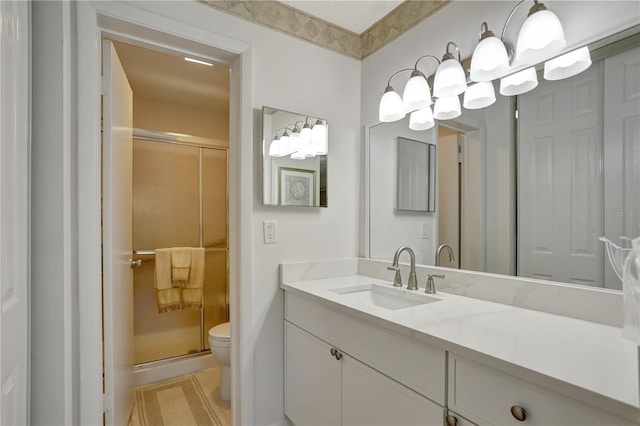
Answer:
75, 2, 254, 424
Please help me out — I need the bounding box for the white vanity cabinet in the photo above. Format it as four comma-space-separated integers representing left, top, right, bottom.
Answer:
448, 354, 632, 426
285, 321, 444, 426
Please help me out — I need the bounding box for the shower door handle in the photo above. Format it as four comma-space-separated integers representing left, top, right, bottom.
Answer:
129, 259, 142, 268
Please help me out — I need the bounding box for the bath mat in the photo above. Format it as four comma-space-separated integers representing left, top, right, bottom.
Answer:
133, 374, 224, 426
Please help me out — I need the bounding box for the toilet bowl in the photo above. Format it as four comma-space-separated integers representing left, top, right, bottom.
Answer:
208, 322, 231, 401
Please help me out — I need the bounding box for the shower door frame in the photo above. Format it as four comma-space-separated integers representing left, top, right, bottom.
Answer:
131, 132, 230, 366
75, 2, 254, 425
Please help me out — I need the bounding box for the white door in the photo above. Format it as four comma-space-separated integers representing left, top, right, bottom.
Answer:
460, 129, 485, 272
0, 1, 29, 424
284, 321, 341, 426
518, 63, 603, 286
102, 40, 134, 426
603, 46, 640, 290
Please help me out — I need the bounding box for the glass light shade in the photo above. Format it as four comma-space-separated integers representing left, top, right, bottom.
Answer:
500, 67, 538, 96
433, 96, 461, 120
311, 121, 327, 155
288, 132, 300, 153
279, 134, 290, 155
470, 36, 510, 82
463, 81, 496, 110
268, 139, 280, 157
379, 86, 406, 122
515, 9, 566, 65
409, 106, 435, 131
433, 59, 467, 98
299, 125, 312, 146
544, 46, 592, 81
402, 72, 432, 112
291, 150, 306, 160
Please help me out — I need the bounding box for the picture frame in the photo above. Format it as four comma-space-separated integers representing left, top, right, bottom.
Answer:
279, 167, 316, 206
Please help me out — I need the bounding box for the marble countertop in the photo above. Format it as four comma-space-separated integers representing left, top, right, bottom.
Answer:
281, 274, 640, 413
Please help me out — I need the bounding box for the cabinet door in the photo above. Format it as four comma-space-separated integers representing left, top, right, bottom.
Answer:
285, 321, 341, 426
342, 353, 444, 426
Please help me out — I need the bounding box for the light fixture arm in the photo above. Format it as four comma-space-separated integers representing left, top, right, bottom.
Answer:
413, 55, 441, 77
500, 0, 527, 42
443, 41, 462, 62
385, 68, 414, 87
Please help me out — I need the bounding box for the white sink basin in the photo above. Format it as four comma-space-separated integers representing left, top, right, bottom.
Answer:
330, 283, 440, 310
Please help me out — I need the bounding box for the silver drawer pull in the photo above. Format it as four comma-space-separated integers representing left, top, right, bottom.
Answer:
445, 414, 458, 426
330, 348, 336, 357
129, 259, 142, 268
334, 350, 342, 360
510, 405, 527, 422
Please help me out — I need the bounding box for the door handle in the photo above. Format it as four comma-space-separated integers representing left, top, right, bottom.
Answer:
129, 259, 142, 268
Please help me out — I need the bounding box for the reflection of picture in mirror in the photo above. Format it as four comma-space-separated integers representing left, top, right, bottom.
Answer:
279, 167, 315, 206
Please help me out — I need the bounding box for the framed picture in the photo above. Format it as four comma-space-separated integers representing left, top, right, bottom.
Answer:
279, 167, 316, 206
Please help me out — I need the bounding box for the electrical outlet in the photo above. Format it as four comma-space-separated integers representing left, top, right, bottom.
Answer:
263, 220, 277, 244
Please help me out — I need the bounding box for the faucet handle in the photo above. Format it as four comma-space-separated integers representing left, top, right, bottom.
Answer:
425, 273, 445, 294
387, 266, 403, 287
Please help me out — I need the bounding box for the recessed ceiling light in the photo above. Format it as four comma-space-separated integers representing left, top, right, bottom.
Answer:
185, 57, 213, 67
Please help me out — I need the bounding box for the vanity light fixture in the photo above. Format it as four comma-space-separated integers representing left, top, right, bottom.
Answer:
379, 69, 413, 122
515, 0, 566, 65
469, 22, 511, 82
409, 106, 435, 131
433, 95, 462, 120
499, 66, 538, 96
299, 119, 312, 146
403, 55, 440, 112
434, 42, 467, 98
543, 46, 592, 81
311, 119, 328, 155
287, 124, 301, 154
463, 81, 496, 109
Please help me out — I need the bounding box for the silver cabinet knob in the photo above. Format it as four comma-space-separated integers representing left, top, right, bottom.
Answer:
510, 405, 527, 422
445, 414, 458, 426
330, 348, 342, 360
129, 259, 142, 268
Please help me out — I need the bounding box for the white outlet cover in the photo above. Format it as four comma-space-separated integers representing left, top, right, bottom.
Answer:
263, 220, 277, 244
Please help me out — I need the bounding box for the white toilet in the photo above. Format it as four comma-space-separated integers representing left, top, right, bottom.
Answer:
208, 321, 231, 401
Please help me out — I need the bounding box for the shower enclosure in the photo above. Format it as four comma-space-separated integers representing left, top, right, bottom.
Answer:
131, 130, 228, 366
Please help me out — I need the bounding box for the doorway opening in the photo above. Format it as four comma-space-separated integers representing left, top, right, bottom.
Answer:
437, 121, 485, 271
101, 37, 231, 424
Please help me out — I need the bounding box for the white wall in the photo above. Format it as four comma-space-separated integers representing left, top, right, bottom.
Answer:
31, 1, 360, 425
368, 117, 437, 264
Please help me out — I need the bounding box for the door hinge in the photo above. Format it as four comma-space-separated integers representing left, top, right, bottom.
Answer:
457, 152, 463, 163
103, 393, 113, 413
101, 76, 109, 96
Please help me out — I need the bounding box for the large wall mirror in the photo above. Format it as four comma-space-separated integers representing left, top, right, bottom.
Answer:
367, 26, 640, 291
262, 106, 328, 207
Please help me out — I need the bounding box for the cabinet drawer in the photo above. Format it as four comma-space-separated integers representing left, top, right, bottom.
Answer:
286, 292, 446, 404
448, 354, 629, 426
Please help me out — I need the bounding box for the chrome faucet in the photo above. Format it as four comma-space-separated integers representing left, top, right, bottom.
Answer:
425, 273, 445, 294
436, 244, 456, 266
387, 246, 418, 290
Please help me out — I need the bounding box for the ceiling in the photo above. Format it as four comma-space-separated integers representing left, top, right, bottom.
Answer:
111, 40, 230, 111
279, 0, 404, 34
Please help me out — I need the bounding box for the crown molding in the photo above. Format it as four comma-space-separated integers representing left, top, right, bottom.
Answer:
200, 0, 451, 60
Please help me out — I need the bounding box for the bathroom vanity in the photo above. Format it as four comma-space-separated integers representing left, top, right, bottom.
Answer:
281, 259, 639, 426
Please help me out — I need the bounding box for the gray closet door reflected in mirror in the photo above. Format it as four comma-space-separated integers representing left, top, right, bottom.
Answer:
396, 137, 436, 212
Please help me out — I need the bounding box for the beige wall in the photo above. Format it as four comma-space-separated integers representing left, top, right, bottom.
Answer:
133, 95, 229, 145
